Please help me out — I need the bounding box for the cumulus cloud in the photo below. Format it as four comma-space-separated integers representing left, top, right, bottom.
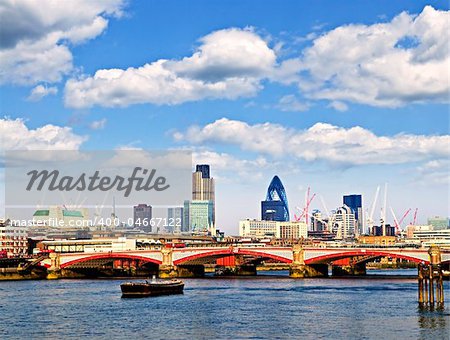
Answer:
0, 117, 87, 150
192, 150, 272, 182
174, 118, 450, 166
64, 28, 275, 108
27, 85, 58, 101
297, 6, 450, 107
0, 0, 124, 85
89, 118, 107, 130
62, 6, 449, 110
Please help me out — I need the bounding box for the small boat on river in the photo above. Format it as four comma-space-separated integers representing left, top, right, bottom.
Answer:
121, 276, 184, 298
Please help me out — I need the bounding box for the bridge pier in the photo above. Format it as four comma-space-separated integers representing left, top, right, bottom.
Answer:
158, 265, 178, 278
159, 248, 177, 278
289, 264, 328, 278
235, 264, 257, 276
289, 246, 327, 278
177, 265, 205, 278
332, 263, 367, 276
47, 253, 61, 280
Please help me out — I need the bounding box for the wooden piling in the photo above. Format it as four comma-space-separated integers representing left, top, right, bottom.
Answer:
418, 246, 445, 310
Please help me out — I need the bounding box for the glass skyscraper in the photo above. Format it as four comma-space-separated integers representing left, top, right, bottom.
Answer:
261, 176, 289, 222
184, 164, 216, 235
343, 195, 362, 221
343, 194, 362, 233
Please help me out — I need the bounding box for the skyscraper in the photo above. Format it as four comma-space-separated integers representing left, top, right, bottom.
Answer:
133, 204, 152, 233
195, 164, 210, 179
186, 164, 216, 235
343, 194, 363, 233
193, 165, 214, 199
331, 205, 356, 239
189, 200, 214, 234
261, 176, 289, 222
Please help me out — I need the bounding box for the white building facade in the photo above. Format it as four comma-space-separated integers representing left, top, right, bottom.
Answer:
239, 219, 307, 239
0, 219, 28, 256
331, 205, 356, 239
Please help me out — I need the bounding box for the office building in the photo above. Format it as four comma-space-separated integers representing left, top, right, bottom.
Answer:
0, 219, 28, 256
239, 219, 307, 239
32, 206, 90, 228
195, 164, 210, 179
185, 200, 214, 235
261, 176, 289, 222
343, 194, 363, 233
311, 210, 327, 231
192, 164, 215, 201
331, 205, 356, 239
427, 216, 449, 230
183, 200, 190, 232
412, 229, 450, 247
371, 224, 396, 237
405, 224, 433, 239
167, 207, 184, 233
133, 204, 152, 233
192, 164, 215, 229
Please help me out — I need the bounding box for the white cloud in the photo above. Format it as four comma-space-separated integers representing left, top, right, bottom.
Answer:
416, 160, 450, 184
62, 6, 448, 110
192, 150, 272, 183
64, 28, 275, 108
297, 6, 450, 107
175, 118, 450, 166
89, 118, 107, 130
0, 117, 87, 150
277, 95, 310, 112
0, 0, 124, 85
26, 85, 58, 101
166, 27, 276, 81
328, 101, 348, 112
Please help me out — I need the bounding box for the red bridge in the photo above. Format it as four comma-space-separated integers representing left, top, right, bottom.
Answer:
42, 245, 450, 278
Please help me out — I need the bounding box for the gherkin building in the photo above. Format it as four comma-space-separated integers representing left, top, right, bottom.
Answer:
261, 175, 290, 222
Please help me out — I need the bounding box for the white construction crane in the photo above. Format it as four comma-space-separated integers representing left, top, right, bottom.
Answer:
390, 207, 412, 235
366, 185, 380, 232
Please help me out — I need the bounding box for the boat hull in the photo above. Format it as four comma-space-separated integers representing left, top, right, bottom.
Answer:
121, 281, 184, 298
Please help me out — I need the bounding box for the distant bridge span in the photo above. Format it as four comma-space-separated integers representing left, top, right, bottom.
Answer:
303, 248, 434, 264
172, 247, 293, 265
55, 251, 162, 269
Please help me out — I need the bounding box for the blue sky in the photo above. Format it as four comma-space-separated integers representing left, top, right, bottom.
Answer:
1, 0, 449, 233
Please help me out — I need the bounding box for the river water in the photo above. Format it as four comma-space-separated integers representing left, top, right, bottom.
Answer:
1, 269, 449, 339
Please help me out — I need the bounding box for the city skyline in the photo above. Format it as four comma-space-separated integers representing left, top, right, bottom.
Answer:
1, 1, 449, 234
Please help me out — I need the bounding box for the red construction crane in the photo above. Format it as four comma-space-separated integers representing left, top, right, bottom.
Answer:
412, 208, 418, 225
294, 187, 316, 224
391, 208, 412, 234
398, 208, 412, 228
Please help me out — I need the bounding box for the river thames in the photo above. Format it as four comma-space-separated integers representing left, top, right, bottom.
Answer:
1, 269, 449, 339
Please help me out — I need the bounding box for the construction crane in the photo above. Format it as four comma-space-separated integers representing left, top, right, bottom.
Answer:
319, 195, 334, 233
366, 186, 380, 231
390, 207, 411, 234
412, 208, 418, 225
382, 183, 388, 236
294, 187, 316, 225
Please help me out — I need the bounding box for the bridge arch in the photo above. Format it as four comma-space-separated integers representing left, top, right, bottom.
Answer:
305, 250, 428, 265
60, 253, 162, 269
174, 248, 292, 265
